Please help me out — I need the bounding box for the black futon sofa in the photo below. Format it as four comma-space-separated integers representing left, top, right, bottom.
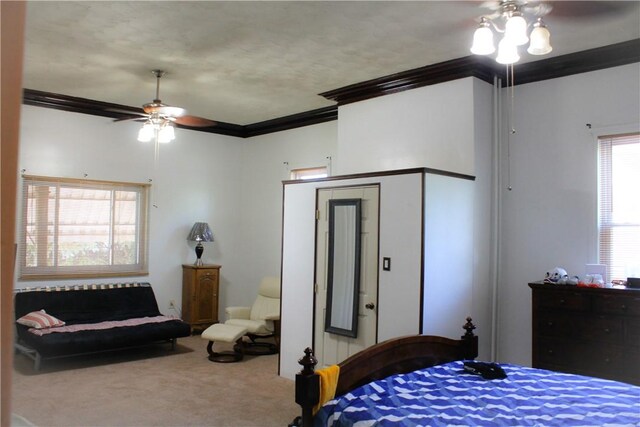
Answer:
14, 283, 191, 370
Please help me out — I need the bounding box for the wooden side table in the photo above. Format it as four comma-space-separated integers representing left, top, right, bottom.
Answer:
182, 264, 221, 333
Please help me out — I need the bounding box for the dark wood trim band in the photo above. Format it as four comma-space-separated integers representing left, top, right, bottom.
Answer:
245, 106, 337, 138
507, 39, 640, 87
319, 56, 499, 106
282, 167, 475, 185
22, 39, 639, 137
322, 39, 639, 105
22, 88, 246, 138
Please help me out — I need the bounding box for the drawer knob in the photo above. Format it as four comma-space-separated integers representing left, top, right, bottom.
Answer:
604, 358, 611, 364
559, 299, 566, 305
547, 349, 554, 355
604, 328, 610, 333
621, 304, 627, 311
547, 321, 554, 327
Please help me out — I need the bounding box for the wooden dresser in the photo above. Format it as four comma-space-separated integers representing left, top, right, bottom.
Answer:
182, 264, 221, 332
529, 281, 640, 385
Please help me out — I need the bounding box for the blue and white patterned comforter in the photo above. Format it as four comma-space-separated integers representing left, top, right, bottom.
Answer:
314, 361, 640, 426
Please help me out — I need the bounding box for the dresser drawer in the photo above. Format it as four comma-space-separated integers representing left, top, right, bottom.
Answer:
626, 318, 640, 346
594, 294, 640, 316
574, 343, 626, 375
536, 312, 575, 338
580, 315, 624, 344
536, 338, 577, 367
537, 290, 590, 312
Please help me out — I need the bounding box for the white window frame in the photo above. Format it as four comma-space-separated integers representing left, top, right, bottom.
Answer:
19, 175, 150, 280
597, 132, 640, 281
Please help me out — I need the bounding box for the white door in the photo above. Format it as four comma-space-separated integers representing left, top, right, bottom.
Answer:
314, 185, 379, 367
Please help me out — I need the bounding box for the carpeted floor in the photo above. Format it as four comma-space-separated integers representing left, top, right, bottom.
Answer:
12, 335, 298, 427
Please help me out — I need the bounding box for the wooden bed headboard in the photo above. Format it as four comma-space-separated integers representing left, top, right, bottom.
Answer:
290, 317, 478, 427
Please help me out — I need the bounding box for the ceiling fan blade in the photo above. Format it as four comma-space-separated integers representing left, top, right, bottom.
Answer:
174, 115, 217, 127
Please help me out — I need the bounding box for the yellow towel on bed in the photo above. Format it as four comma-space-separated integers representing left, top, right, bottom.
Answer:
313, 364, 340, 415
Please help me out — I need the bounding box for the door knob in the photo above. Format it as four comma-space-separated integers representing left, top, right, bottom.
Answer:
365, 302, 375, 310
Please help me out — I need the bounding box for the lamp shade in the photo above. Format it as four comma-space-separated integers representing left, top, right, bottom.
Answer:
137, 122, 154, 142
158, 123, 175, 143
187, 222, 214, 243
527, 19, 552, 55
496, 37, 520, 65
470, 18, 495, 55
504, 13, 528, 46
187, 222, 214, 266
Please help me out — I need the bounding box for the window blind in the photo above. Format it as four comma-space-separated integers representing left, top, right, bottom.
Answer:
20, 175, 150, 280
598, 133, 640, 281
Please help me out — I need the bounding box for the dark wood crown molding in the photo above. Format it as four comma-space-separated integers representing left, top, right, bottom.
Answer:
322, 39, 640, 105
245, 106, 337, 138
22, 89, 246, 137
22, 39, 639, 137
319, 56, 499, 106
506, 39, 640, 86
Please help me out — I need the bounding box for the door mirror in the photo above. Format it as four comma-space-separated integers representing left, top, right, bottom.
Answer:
325, 198, 361, 338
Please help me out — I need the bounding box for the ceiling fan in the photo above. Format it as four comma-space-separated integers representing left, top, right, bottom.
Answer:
114, 70, 215, 141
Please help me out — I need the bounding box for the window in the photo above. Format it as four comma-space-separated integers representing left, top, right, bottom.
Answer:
598, 133, 640, 281
290, 166, 328, 180
20, 176, 150, 279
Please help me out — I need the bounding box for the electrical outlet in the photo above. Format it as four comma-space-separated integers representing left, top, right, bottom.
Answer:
169, 299, 176, 309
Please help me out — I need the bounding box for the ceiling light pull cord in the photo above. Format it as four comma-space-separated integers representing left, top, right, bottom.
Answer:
506, 63, 515, 191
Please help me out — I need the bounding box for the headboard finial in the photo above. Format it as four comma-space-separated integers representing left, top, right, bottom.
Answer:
463, 317, 476, 338
298, 347, 318, 375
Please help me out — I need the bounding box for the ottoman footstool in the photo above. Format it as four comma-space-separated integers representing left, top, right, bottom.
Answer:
201, 323, 248, 363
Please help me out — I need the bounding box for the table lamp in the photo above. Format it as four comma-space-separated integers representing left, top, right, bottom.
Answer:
187, 222, 214, 266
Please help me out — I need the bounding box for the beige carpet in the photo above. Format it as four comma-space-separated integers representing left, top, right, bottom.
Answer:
12, 336, 299, 427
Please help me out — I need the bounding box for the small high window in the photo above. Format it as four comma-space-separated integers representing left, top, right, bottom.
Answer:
19, 175, 150, 280
290, 167, 328, 180
598, 133, 640, 281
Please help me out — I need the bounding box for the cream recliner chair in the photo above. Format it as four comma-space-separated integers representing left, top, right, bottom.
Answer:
224, 276, 280, 355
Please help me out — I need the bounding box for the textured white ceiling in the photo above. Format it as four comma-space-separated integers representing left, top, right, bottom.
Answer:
23, 1, 640, 125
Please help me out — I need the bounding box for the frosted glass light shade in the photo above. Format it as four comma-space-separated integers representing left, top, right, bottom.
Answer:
158, 124, 175, 143
505, 14, 528, 46
470, 20, 495, 55
496, 37, 520, 64
528, 19, 552, 55
137, 123, 154, 142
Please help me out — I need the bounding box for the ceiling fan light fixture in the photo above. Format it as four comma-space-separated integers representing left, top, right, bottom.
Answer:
157, 122, 175, 143
504, 12, 528, 46
470, 18, 496, 55
469, 1, 553, 64
495, 37, 520, 65
527, 18, 552, 55
137, 122, 155, 142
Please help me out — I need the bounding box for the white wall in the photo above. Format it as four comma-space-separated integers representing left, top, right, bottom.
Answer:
336, 78, 476, 176
16, 106, 244, 313
232, 123, 337, 308
497, 63, 640, 365
17, 62, 636, 376
15, 107, 336, 318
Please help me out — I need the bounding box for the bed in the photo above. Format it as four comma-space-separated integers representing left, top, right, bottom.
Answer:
290, 318, 640, 426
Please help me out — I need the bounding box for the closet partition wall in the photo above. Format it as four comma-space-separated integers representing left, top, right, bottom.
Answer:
279, 168, 475, 379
